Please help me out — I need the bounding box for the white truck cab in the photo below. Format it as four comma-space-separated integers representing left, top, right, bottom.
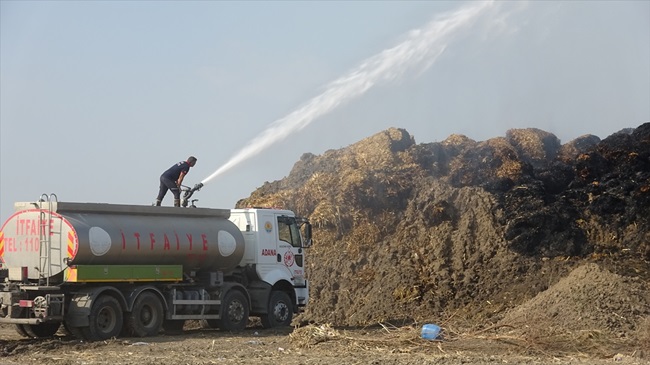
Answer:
229, 208, 311, 312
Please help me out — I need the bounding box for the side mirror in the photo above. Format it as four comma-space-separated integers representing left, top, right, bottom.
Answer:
302, 222, 313, 248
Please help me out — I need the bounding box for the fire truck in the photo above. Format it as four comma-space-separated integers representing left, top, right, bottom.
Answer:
0, 193, 312, 341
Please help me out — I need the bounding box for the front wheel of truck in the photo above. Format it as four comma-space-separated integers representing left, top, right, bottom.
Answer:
260, 291, 293, 328
218, 290, 249, 332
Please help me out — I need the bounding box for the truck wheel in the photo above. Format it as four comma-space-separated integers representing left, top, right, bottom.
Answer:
162, 319, 185, 335
218, 290, 249, 332
125, 292, 163, 337
260, 291, 293, 328
81, 295, 123, 341
14, 324, 29, 338
22, 322, 61, 338
66, 324, 86, 339
60, 321, 72, 336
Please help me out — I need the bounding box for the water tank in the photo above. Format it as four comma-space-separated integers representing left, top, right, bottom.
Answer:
0, 202, 245, 281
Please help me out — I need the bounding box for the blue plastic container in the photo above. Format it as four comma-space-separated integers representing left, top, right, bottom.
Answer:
421, 323, 441, 340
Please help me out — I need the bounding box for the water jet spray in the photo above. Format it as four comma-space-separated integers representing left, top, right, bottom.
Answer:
199, 1, 508, 189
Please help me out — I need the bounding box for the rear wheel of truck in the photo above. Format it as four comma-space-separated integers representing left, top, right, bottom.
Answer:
14, 324, 29, 338
125, 292, 163, 337
261, 291, 293, 328
82, 295, 123, 341
22, 322, 61, 338
218, 290, 249, 332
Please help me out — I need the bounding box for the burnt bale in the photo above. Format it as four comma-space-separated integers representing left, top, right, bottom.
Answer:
449, 137, 531, 190
567, 123, 650, 256
502, 182, 590, 257
535, 161, 575, 194
504, 205, 589, 257
412, 134, 475, 177
575, 152, 610, 182
506, 128, 561, 168
559, 134, 601, 162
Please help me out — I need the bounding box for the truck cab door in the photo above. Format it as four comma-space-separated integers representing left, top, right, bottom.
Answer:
276, 216, 306, 287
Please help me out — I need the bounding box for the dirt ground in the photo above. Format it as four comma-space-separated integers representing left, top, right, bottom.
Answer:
0, 321, 646, 365
2, 264, 649, 365
1, 262, 647, 365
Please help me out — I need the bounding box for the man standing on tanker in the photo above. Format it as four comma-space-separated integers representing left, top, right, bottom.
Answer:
154, 156, 197, 207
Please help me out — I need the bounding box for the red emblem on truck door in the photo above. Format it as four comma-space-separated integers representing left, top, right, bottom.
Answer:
283, 250, 294, 267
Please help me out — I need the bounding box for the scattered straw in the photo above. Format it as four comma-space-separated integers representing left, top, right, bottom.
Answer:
289, 324, 342, 348
289, 321, 645, 358
290, 323, 428, 350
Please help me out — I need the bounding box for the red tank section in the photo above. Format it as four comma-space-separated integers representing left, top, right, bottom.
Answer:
0, 202, 245, 281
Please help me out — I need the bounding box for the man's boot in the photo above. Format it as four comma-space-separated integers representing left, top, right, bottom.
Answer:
154, 199, 162, 206
174, 199, 180, 207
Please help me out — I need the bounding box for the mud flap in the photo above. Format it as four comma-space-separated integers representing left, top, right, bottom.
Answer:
66, 293, 92, 327
65, 287, 127, 328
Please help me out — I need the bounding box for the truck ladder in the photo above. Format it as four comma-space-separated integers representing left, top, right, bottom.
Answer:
38, 193, 63, 286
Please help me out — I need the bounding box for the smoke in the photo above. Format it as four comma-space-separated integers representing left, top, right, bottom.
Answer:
201, 0, 503, 185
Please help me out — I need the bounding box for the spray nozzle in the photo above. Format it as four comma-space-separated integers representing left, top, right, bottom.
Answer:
181, 183, 204, 207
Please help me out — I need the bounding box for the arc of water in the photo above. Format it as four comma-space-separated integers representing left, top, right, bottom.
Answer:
201, 1, 495, 185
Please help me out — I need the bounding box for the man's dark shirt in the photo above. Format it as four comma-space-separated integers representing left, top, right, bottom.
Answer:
161, 161, 190, 181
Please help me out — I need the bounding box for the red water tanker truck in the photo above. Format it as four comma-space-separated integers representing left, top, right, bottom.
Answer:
0, 194, 312, 341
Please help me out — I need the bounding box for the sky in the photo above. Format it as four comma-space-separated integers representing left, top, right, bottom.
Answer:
1, 0, 649, 222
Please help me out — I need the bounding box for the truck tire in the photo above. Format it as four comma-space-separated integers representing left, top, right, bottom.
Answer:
66, 324, 86, 339
81, 295, 123, 341
14, 324, 29, 338
260, 291, 293, 328
218, 290, 249, 332
60, 321, 72, 336
125, 292, 163, 337
22, 322, 61, 338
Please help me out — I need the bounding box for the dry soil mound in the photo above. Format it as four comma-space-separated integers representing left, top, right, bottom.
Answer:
499, 263, 649, 336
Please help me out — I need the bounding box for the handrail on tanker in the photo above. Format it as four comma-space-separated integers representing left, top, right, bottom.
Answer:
38, 193, 58, 286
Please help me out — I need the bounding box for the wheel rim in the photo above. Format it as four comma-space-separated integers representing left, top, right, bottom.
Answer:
97, 306, 117, 333
140, 305, 153, 326
273, 302, 290, 322
227, 300, 245, 323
